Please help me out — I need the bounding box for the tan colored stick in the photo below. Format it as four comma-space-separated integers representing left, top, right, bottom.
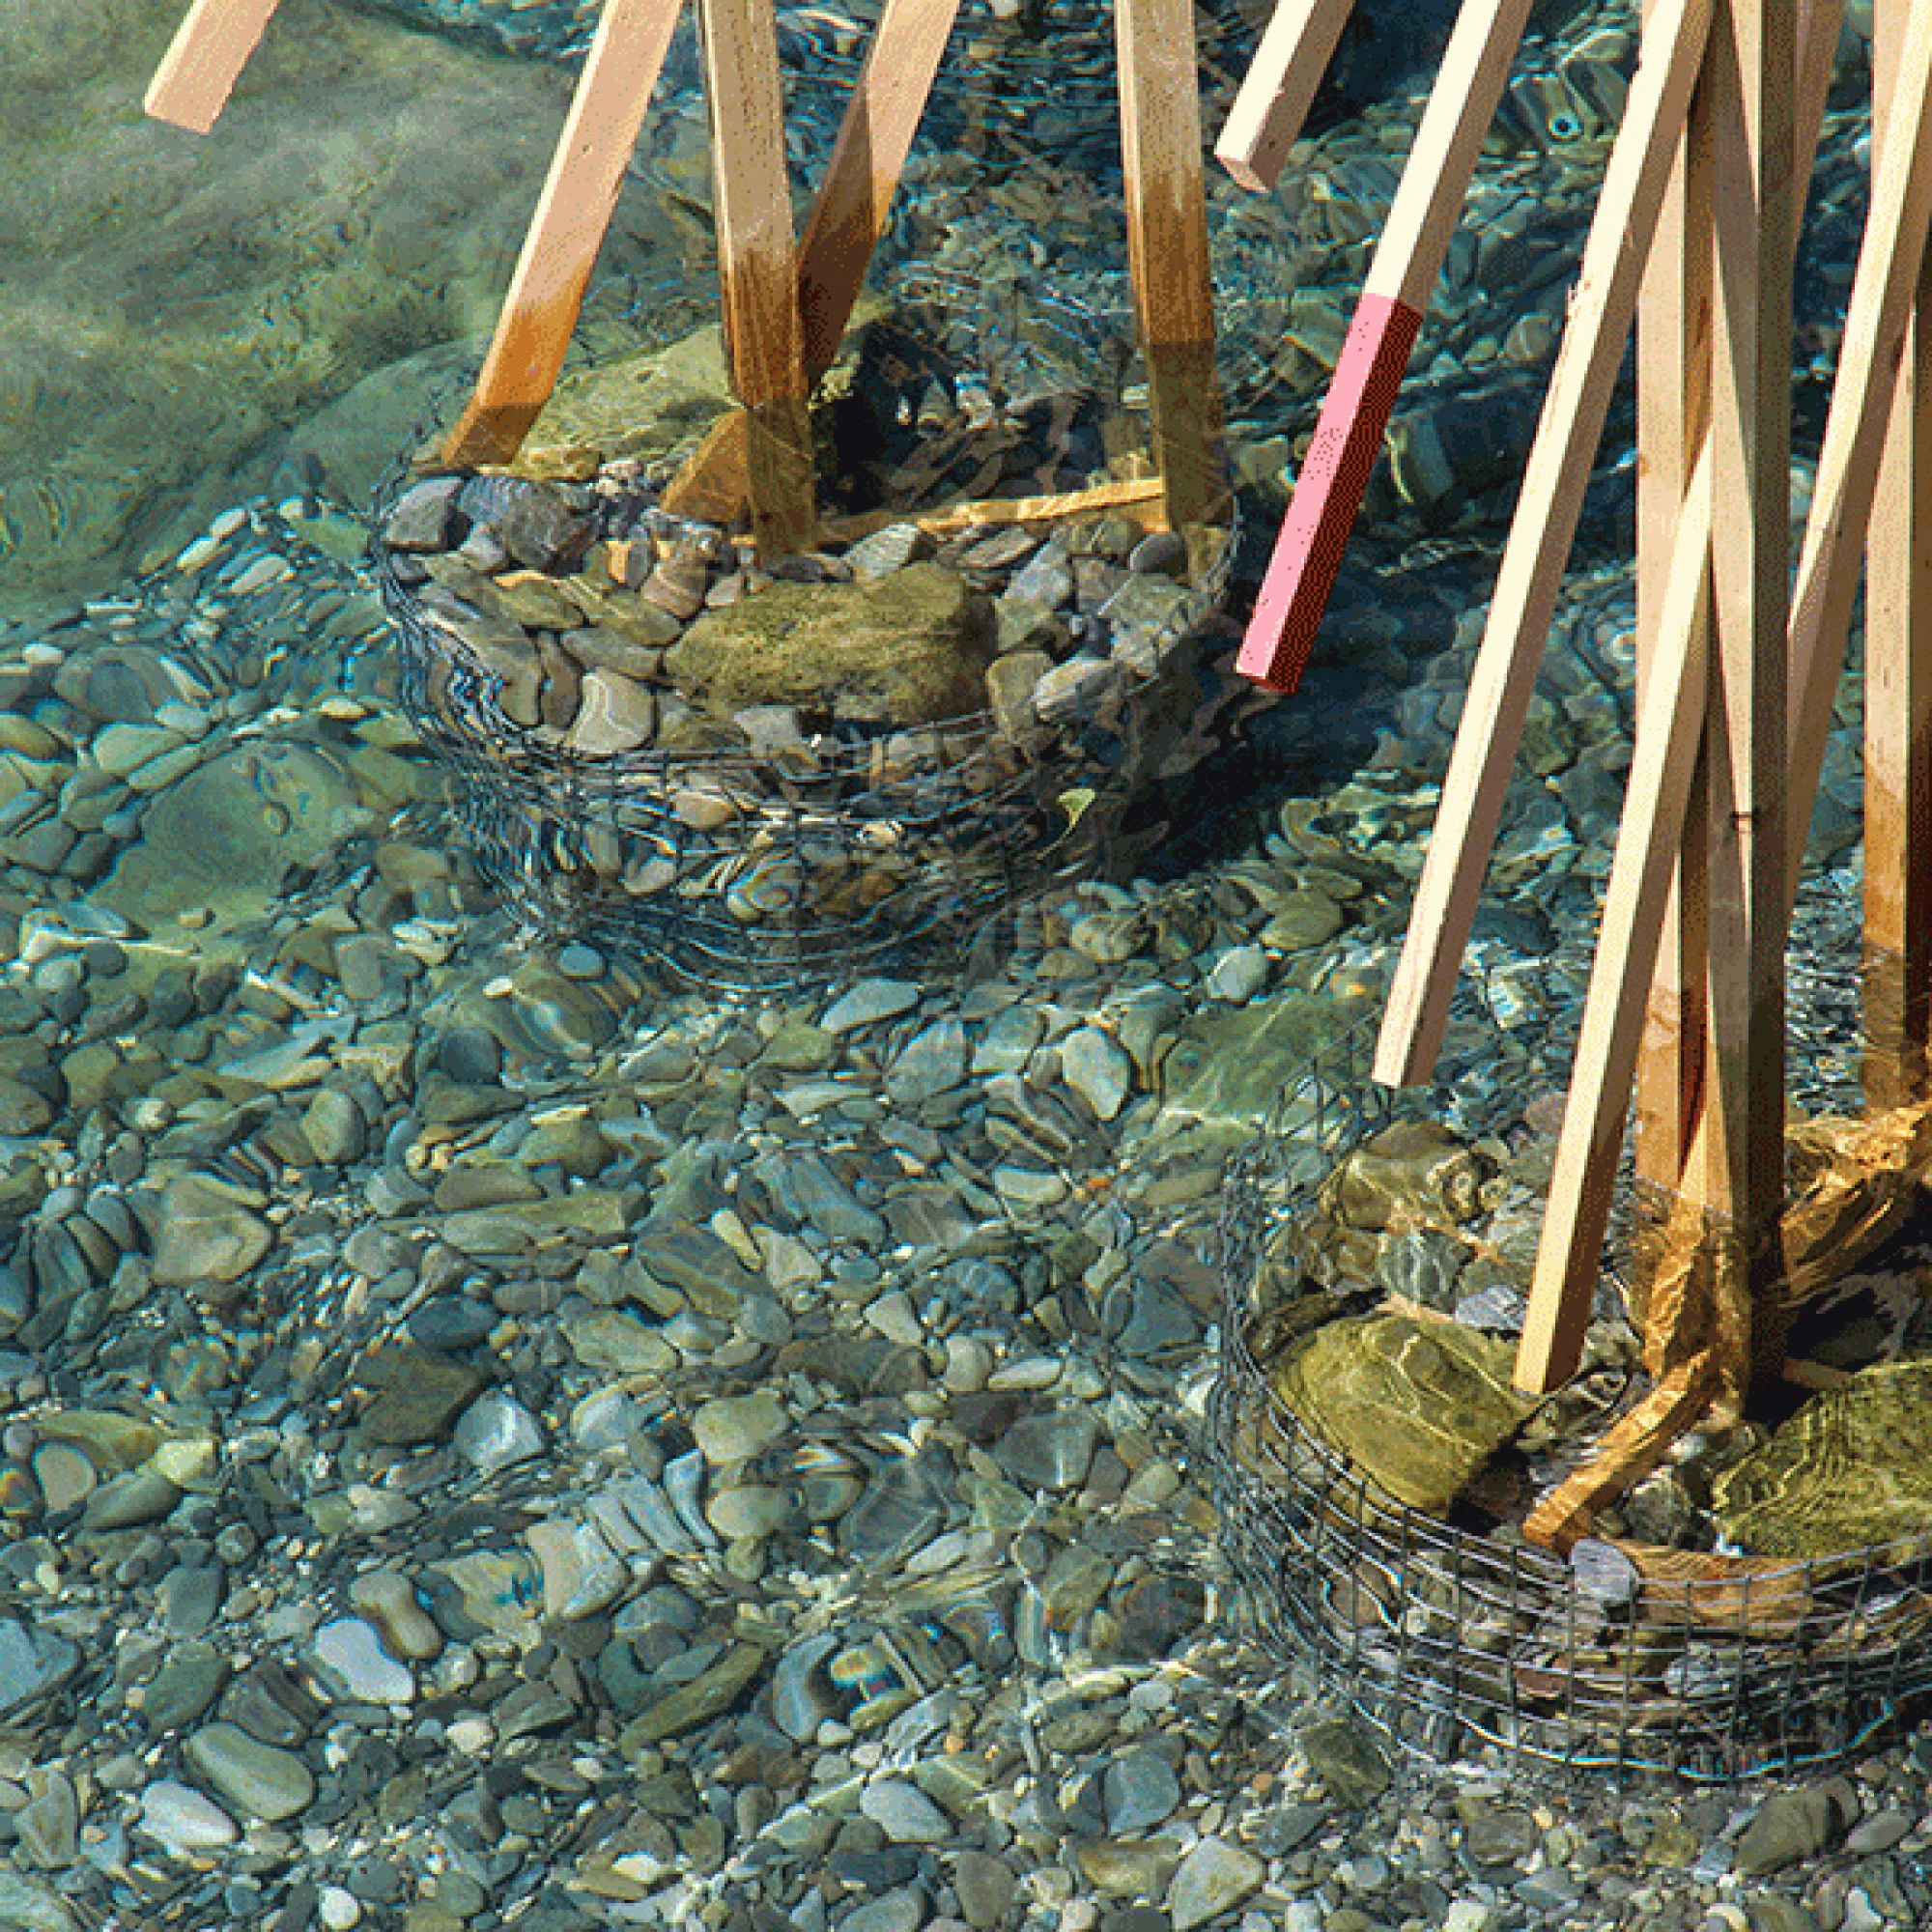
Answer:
1632, 2, 1716, 1208
697, 0, 815, 558
1784, 0, 1932, 913
664, 0, 959, 521
823, 473, 1168, 542
1514, 446, 1714, 1393
797, 0, 961, 378
1117, 0, 1230, 529
1214, 0, 1356, 192
441, 0, 687, 469
1371, 0, 1716, 1086
1689, 0, 1795, 1270
145, 0, 284, 133
1865, 0, 1932, 1108
1376, 0, 1841, 1091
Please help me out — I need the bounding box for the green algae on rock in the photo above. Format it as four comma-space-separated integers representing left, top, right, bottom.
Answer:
1268, 1307, 1540, 1516
1714, 1358, 1932, 1557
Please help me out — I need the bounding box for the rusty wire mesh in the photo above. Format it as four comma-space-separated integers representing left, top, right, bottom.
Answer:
1208, 960, 1932, 1783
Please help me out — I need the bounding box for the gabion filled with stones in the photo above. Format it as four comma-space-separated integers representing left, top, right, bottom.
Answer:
1209, 1025, 1932, 1785
375, 454, 1239, 990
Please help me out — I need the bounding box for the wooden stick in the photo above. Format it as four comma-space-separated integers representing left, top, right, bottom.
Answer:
823, 474, 1168, 542
1784, 0, 1932, 919
1236, 0, 1540, 692
1690, 0, 1794, 1281
1632, 1, 1717, 1215
1117, 0, 1230, 529
664, 0, 964, 522
697, 0, 816, 559
1514, 446, 1714, 1394
796, 0, 961, 378
1371, 0, 1716, 1086
1377, 0, 1841, 1091
1214, 0, 1356, 192
145, 0, 284, 133
441, 0, 688, 469
1865, 0, 1932, 1108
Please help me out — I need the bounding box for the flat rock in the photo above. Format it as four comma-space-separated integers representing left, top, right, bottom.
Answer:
668, 563, 995, 725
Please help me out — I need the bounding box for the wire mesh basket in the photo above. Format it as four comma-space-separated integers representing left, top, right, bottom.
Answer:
1208, 982, 1932, 1783
377, 483, 1242, 990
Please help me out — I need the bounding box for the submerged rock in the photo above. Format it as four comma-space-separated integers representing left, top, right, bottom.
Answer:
1268, 1308, 1539, 1515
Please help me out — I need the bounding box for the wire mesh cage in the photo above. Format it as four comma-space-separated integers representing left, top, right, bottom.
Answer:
376, 475, 1242, 991
1208, 973, 1932, 1784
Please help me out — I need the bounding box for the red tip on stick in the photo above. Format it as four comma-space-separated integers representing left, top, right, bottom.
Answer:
1236, 293, 1422, 693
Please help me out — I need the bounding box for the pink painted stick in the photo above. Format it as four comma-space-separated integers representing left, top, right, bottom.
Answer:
1236, 295, 1420, 691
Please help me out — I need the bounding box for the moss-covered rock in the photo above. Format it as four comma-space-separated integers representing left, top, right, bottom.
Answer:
666, 562, 995, 725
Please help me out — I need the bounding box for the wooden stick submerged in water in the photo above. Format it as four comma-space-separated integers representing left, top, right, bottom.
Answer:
1513, 446, 1715, 1395
1236, 0, 1540, 692
145, 0, 286, 133
664, 0, 960, 521
441, 0, 688, 469
1865, 0, 1932, 1109
1117, 0, 1230, 530
698, 0, 816, 558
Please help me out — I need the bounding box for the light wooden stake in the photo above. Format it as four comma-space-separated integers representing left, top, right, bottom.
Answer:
146, 0, 285, 132
1372, 0, 1716, 1086
1236, 0, 1539, 691
796, 0, 960, 378
1864, 0, 1932, 1108
697, 0, 816, 558
1117, 0, 1230, 529
1514, 446, 1714, 1393
441, 0, 687, 468
1214, 0, 1356, 192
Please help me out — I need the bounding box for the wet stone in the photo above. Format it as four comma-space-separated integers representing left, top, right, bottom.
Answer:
1167, 1837, 1264, 1932
996, 1407, 1098, 1492
860, 1778, 951, 1844
1105, 1748, 1182, 1833
141, 1649, 230, 1736
313, 1617, 415, 1705
185, 1720, 316, 1822
140, 1779, 239, 1854
1734, 1782, 1857, 1877
1299, 1716, 1392, 1807
357, 1350, 489, 1446
453, 1390, 546, 1473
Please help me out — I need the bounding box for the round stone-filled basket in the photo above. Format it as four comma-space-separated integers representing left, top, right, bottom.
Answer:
374, 468, 1240, 990
1209, 1090, 1932, 1785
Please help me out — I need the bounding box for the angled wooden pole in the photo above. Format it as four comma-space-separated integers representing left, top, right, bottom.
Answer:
1783, 0, 1932, 910
1376, 0, 1840, 1091
145, 0, 285, 133
1515, 448, 1714, 1393
796, 0, 960, 379
1520, 0, 1925, 1399
1863, 0, 1932, 1108
1678, 0, 1794, 1301
1214, 0, 1357, 192
663, 0, 960, 522
1235, 0, 1539, 692
697, 0, 816, 558
1371, 0, 1716, 1086
1117, 0, 1230, 529
441, 0, 688, 469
